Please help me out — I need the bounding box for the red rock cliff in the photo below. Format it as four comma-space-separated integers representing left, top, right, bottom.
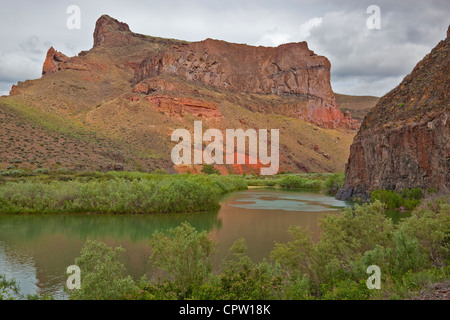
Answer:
104, 16, 352, 128
336, 26, 450, 200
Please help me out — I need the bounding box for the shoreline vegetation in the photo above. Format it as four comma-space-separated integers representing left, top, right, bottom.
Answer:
0, 169, 448, 300
0, 168, 440, 216
2, 195, 448, 301
62, 196, 450, 300
0, 169, 345, 215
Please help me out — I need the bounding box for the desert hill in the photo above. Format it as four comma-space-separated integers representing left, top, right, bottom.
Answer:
1, 15, 363, 174
334, 93, 379, 121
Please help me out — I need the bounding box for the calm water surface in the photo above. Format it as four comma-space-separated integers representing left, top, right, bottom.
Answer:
0, 188, 351, 299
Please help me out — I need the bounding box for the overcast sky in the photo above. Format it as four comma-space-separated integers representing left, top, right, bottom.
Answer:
0, 0, 448, 97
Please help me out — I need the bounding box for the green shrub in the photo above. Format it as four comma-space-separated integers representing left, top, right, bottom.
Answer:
149, 222, 215, 296
68, 240, 138, 300
371, 188, 424, 211
0, 274, 20, 300
1, 169, 26, 177
323, 173, 345, 195
279, 175, 323, 190
371, 189, 404, 209
201, 164, 221, 175
33, 168, 50, 175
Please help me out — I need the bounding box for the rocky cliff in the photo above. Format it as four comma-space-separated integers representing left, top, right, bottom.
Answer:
337, 26, 450, 200
133, 39, 346, 128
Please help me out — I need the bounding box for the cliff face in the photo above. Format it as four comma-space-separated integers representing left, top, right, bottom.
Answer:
337, 26, 450, 200
133, 39, 353, 128
132, 36, 350, 129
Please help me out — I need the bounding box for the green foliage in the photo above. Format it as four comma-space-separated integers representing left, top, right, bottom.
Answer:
1, 274, 54, 300
149, 222, 215, 296
398, 197, 450, 266
33, 168, 50, 175
201, 164, 221, 175
271, 199, 449, 299
0, 274, 19, 300
0, 174, 247, 214
68, 240, 139, 300
1, 169, 26, 177
321, 279, 370, 300
271, 201, 394, 297
192, 239, 283, 300
69, 197, 449, 300
323, 172, 345, 195
371, 188, 424, 210
279, 175, 323, 190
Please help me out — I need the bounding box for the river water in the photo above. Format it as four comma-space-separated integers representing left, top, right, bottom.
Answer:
0, 188, 351, 299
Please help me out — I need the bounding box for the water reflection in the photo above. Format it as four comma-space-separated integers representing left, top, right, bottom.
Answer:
0, 188, 351, 299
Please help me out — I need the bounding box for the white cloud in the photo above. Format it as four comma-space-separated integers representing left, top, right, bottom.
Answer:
0, 36, 49, 86
256, 17, 323, 47
257, 32, 292, 47
298, 17, 323, 39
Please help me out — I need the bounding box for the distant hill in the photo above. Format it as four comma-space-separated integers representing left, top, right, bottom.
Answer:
334, 93, 380, 121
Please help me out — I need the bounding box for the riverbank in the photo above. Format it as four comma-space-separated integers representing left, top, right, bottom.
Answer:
0, 170, 344, 214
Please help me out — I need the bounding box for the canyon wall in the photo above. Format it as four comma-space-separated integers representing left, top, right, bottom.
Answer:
337, 26, 450, 200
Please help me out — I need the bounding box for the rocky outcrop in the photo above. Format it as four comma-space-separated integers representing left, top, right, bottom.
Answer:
42, 47, 70, 75
337, 26, 450, 200
42, 47, 101, 76
144, 95, 222, 118
93, 15, 143, 48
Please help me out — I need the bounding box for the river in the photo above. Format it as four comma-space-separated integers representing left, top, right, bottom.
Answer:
0, 188, 351, 299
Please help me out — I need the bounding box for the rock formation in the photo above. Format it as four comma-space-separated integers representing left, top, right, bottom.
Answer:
337, 26, 450, 200
132, 37, 351, 128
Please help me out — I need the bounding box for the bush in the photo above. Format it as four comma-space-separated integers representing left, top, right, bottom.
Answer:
323, 173, 345, 195
33, 168, 50, 175
1, 169, 26, 177
371, 189, 404, 209
201, 164, 221, 175
371, 188, 424, 210
0, 274, 20, 300
78, 196, 449, 301
68, 240, 138, 300
279, 175, 323, 190
149, 222, 216, 296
